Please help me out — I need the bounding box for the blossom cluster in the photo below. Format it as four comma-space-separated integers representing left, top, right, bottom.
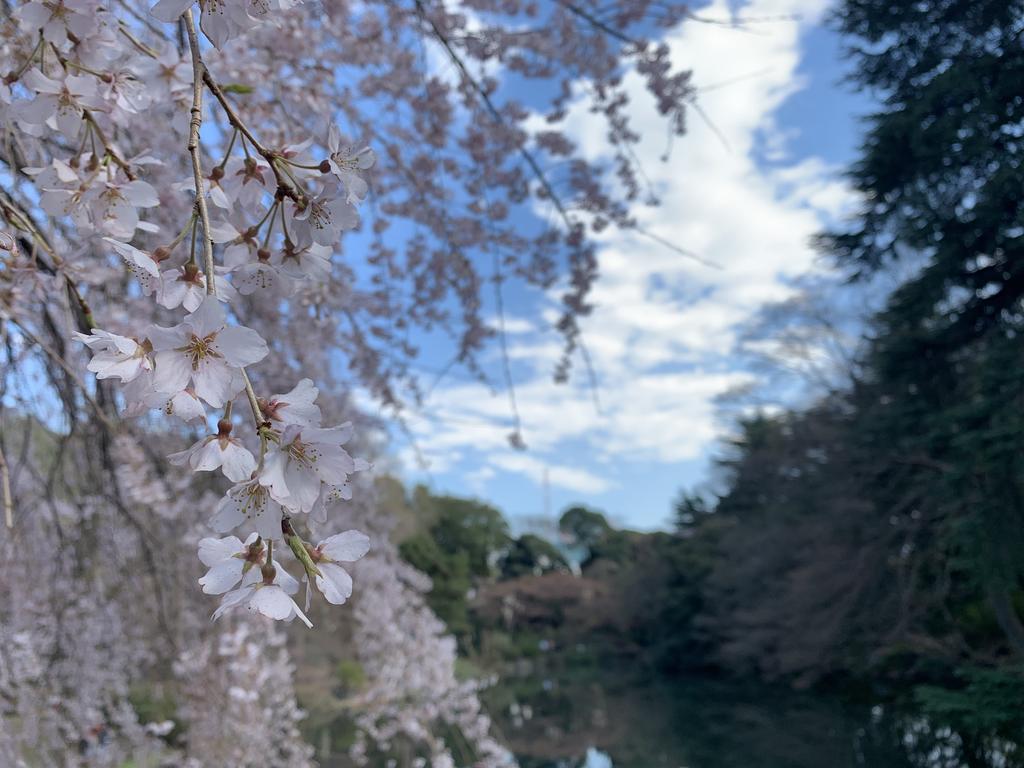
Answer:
75, 299, 372, 629
2, 0, 696, 761
10, 0, 381, 626
75, 224, 373, 626
151, 0, 299, 50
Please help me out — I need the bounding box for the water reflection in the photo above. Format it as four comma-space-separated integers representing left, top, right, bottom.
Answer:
482, 663, 1021, 768
582, 747, 613, 768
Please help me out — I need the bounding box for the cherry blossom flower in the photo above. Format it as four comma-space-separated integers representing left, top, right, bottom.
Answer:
99, 69, 153, 118
284, 187, 358, 248
273, 137, 317, 170
326, 125, 375, 204
148, 296, 268, 407
14, 0, 98, 47
176, 170, 232, 210
156, 389, 207, 422
156, 264, 237, 311
168, 421, 256, 482
304, 529, 370, 605
89, 179, 162, 240
197, 532, 265, 595
106, 238, 163, 296
309, 461, 370, 524
210, 476, 285, 540
74, 329, 152, 383
213, 214, 294, 296
223, 245, 293, 297
210, 551, 311, 628
25, 158, 85, 220
121, 372, 206, 422
198, 532, 298, 595
19, 69, 106, 138
259, 423, 357, 513
150, 0, 257, 49
258, 378, 321, 428
135, 45, 191, 101
215, 579, 313, 628
277, 239, 331, 283
309, 484, 352, 525
220, 156, 274, 211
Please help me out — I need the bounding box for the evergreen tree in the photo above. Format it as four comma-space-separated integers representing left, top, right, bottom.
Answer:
823, 0, 1024, 653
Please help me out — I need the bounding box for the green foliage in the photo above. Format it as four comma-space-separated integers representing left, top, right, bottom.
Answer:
400, 532, 473, 640
673, 491, 711, 533
654, 0, 1024, 685
219, 82, 255, 94
128, 683, 181, 744
639, 519, 730, 673
915, 666, 1024, 734
558, 505, 636, 569
822, 0, 1024, 656
422, 493, 511, 578
502, 534, 570, 579
825, 0, 1024, 345
334, 659, 366, 692
396, 486, 514, 646
128, 684, 177, 726
559, 505, 611, 550
587, 528, 632, 567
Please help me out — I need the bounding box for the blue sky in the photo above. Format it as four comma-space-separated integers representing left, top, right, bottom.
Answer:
379, 0, 877, 532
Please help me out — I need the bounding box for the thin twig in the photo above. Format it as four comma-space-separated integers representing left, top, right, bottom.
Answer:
413, 0, 575, 231
491, 251, 526, 447
201, 70, 298, 199
183, 10, 218, 296
13, 323, 117, 431
554, 0, 643, 47
576, 336, 603, 415
240, 368, 265, 426
0, 443, 13, 528
688, 98, 732, 154
182, 21, 271, 432
632, 225, 721, 269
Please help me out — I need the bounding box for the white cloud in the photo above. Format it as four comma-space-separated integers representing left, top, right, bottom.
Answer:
490, 453, 612, 495
401, 0, 856, 500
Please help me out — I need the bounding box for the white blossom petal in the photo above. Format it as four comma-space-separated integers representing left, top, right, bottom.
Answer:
320, 530, 370, 562
214, 326, 268, 367
199, 557, 246, 595
192, 358, 238, 407
198, 535, 243, 566
153, 350, 192, 393
150, 0, 192, 22
315, 562, 353, 605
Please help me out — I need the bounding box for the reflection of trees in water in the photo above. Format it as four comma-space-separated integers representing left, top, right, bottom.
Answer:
485, 668, 1021, 768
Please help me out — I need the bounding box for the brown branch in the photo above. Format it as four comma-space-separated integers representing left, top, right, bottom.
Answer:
0, 442, 12, 528
554, 0, 644, 47
413, 0, 575, 231
200, 69, 299, 200
183, 10, 218, 296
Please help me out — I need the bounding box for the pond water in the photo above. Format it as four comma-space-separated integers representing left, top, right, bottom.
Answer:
481, 661, 1021, 768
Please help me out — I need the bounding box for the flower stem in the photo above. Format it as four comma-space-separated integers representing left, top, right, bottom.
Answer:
201, 70, 299, 201
283, 518, 322, 580
183, 9, 217, 298
241, 368, 264, 426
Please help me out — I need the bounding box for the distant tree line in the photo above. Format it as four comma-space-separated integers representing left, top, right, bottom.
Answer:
395, 0, 1024, 755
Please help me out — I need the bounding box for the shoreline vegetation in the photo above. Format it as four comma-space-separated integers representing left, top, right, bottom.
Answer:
376, 477, 1024, 766
371, 0, 1024, 737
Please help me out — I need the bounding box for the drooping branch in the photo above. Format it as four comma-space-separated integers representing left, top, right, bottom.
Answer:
183, 9, 218, 296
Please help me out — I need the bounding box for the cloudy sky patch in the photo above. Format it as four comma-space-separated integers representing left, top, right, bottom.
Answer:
391, 0, 865, 529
